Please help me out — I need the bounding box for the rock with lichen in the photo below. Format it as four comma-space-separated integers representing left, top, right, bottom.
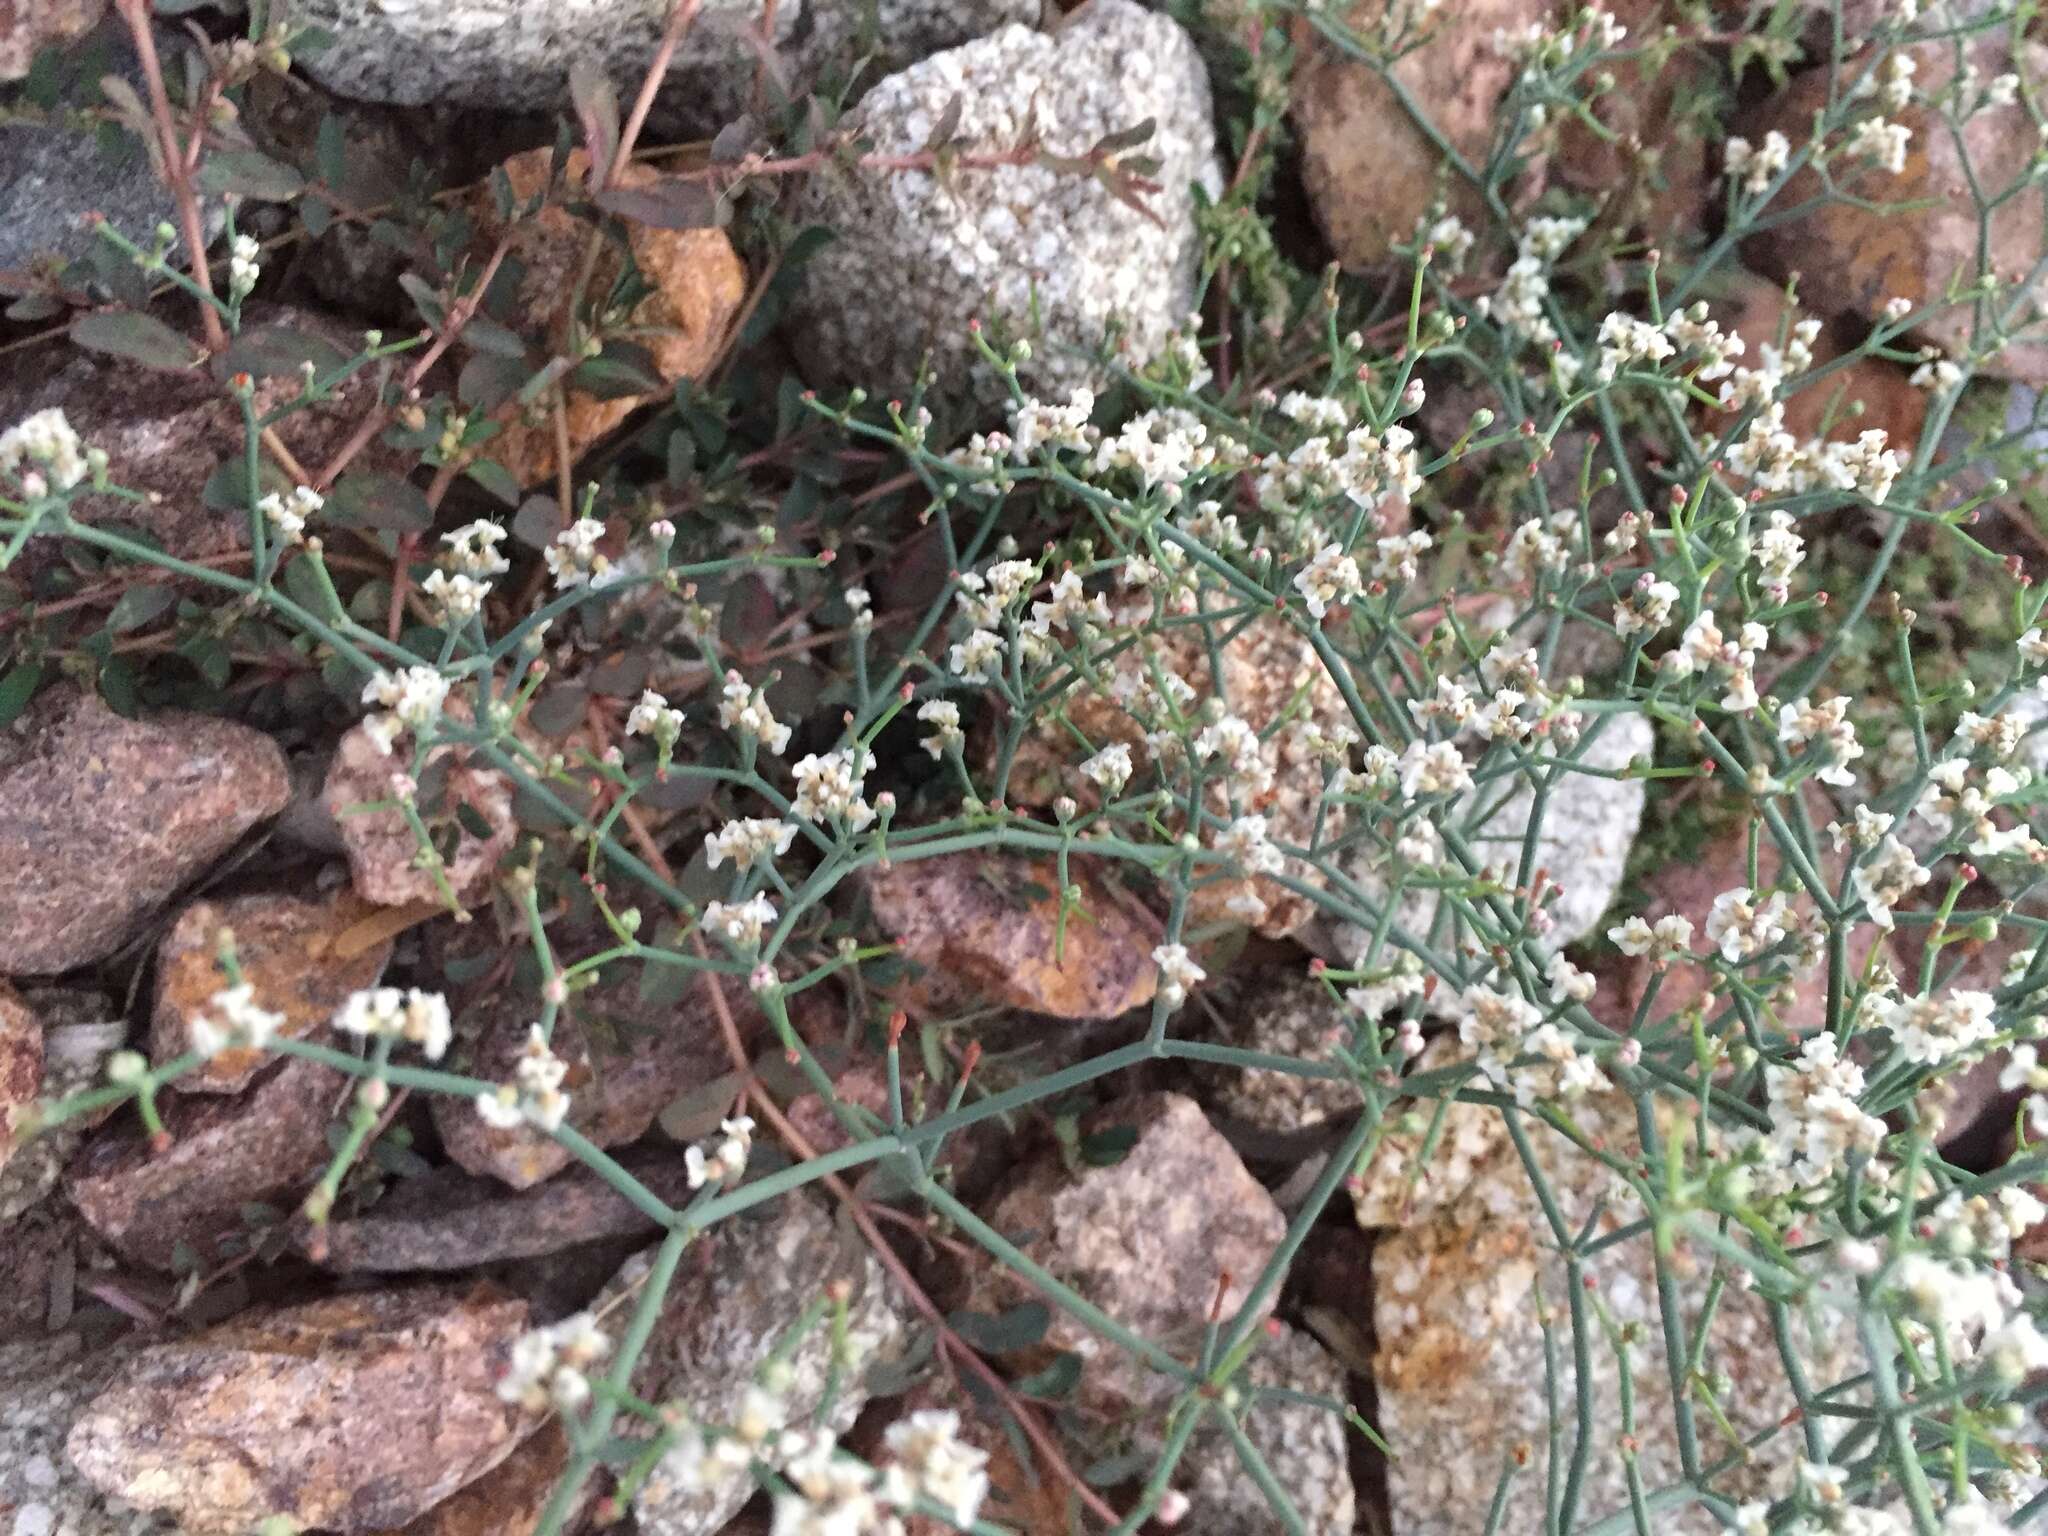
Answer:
629, 1196, 914, 1536
1309, 710, 1652, 974
786, 0, 1223, 407
1365, 1084, 1855, 1535
324, 722, 516, 909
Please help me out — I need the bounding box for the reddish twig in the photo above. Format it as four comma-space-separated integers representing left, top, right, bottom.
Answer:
113, 0, 225, 352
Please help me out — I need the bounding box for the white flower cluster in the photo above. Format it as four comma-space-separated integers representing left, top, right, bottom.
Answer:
334, 985, 454, 1060
626, 688, 686, 750
1475, 215, 1586, 383
703, 892, 777, 951
259, 485, 323, 546
497, 1312, 610, 1414
1751, 1032, 1886, 1196
1662, 610, 1771, 713
706, 817, 798, 870
916, 699, 962, 758
1453, 981, 1610, 1105
1723, 129, 1791, 196
718, 672, 794, 755
544, 517, 613, 589
227, 233, 262, 300
475, 1024, 572, 1132
1152, 942, 1205, 1007
360, 664, 451, 754
0, 407, 90, 495
187, 983, 286, 1059
792, 746, 876, 830
684, 1114, 754, 1188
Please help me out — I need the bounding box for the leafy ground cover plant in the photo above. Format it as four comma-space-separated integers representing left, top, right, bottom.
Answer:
7, 0, 2048, 1532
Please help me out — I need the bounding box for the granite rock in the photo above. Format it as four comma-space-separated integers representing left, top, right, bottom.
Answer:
0, 686, 289, 975
0, 981, 41, 1179
324, 721, 516, 909
0, 1009, 121, 1224
0, 0, 106, 81
434, 983, 732, 1190
0, 1333, 175, 1536
786, 0, 1222, 406
314, 1149, 689, 1271
967, 1092, 1286, 1423
630, 1195, 913, 1536
1368, 1085, 1855, 1534
287, 0, 1031, 133
66, 1053, 346, 1269
864, 849, 1160, 1021
1163, 1322, 1355, 1535
66, 1287, 533, 1534
1310, 710, 1652, 974
1186, 969, 1363, 1136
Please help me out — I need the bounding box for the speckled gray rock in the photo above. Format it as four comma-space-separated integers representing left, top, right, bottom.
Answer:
1163, 1323, 1355, 1536
0, 687, 289, 975
0, 25, 211, 278
629, 1196, 913, 1536
288, 0, 1031, 132
1189, 971, 1362, 1135
1310, 711, 1653, 977
0, 1333, 176, 1536
966, 1092, 1286, 1425
1370, 1086, 1856, 1535
786, 0, 1223, 405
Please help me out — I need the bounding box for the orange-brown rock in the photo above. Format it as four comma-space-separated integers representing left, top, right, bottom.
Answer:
468, 148, 747, 485
1741, 37, 2048, 385
67, 1287, 533, 1535
0, 981, 39, 1179
395, 1421, 572, 1536
149, 888, 395, 1093
864, 849, 1160, 1021
1292, 0, 1544, 269
1554, 0, 1711, 246
0, 0, 106, 80
1717, 270, 1926, 447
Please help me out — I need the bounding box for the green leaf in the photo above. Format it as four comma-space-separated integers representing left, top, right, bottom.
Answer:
398, 272, 446, 330
107, 583, 174, 632
1079, 1124, 1139, 1167
1083, 1449, 1153, 1487
0, 663, 45, 727
71, 310, 198, 371
569, 340, 663, 400
593, 178, 722, 230
464, 458, 524, 505
1012, 1351, 1082, 1399
222, 324, 348, 381
458, 353, 527, 413
455, 800, 496, 840
327, 471, 432, 533
512, 495, 562, 549
946, 1302, 1051, 1355
569, 58, 620, 183
202, 455, 290, 513
199, 151, 305, 202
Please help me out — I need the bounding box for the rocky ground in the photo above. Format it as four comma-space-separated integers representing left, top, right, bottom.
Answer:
2, 0, 2046, 1534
